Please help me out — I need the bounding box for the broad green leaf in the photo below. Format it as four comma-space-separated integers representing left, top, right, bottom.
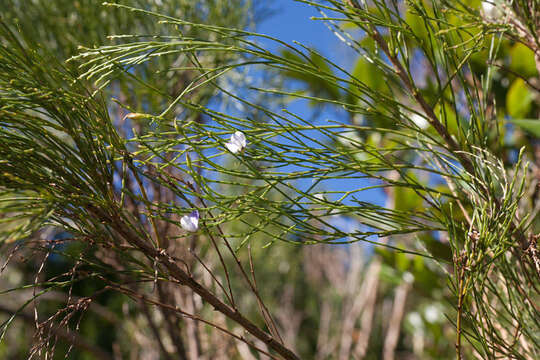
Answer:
405, 5, 429, 44
280, 49, 341, 101
509, 43, 538, 78
506, 79, 533, 118
350, 57, 386, 96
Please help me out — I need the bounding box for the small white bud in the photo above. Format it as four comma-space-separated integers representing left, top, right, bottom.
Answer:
225, 131, 247, 154
180, 210, 199, 232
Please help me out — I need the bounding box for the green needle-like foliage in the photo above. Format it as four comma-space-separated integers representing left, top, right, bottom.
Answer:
0, 22, 119, 242
0, 1, 538, 359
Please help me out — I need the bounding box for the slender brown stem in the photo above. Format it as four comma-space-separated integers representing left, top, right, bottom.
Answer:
455, 258, 466, 360
347, 2, 473, 173
188, 248, 233, 305
88, 205, 299, 360
202, 228, 237, 308
369, 28, 476, 175
108, 283, 281, 360
0, 304, 114, 360
196, 194, 284, 344
139, 298, 175, 360
347, 2, 533, 265
248, 244, 283, 343
156, 283, 189, 360
128, 160, 164, 249
145, 165, 238, 307
383, 280, 411, 360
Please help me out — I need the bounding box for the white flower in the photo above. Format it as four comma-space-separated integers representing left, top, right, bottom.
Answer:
225, 131, 247, 154
180, 210, 199, 232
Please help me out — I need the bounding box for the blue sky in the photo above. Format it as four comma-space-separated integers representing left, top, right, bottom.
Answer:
257, 0, 354, 67
258, 1, 335, 52
254, 0, 385, 208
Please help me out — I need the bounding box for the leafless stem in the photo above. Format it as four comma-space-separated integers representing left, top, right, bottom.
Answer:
88, 205, 299, 360
196, 193, 284, 344
248, 243, 284, 344
383, 279, 411, 360
0, 303, 114, 360
156, 283, 189, 360
188, 247, 234, 306
108, 282, 281, 360
139, 298, 175, 360
353, 260, 381, 359
455, 254, 467, 360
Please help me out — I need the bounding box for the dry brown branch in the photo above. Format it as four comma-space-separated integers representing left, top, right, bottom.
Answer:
88, 204, 299, 360
107, 282, 281, 360
383, 278, 412, 360
0, 307, 115, 360
353, 260, 382, 359
338, 246, 365, 360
